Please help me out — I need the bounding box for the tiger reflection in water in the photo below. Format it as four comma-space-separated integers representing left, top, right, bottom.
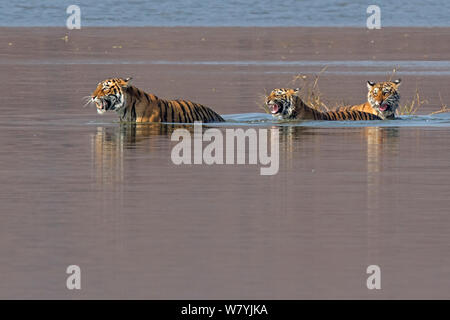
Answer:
273, 126, 400, 210
92, 123, 192, 185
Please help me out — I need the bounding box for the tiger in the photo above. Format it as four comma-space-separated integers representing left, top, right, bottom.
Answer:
91, 77, 224, 123
335, 79, 401, 120
266, 88, 381, 121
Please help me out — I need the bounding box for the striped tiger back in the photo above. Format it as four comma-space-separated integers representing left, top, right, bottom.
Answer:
335, 103, 375, 114
320, 109, 381, 121
159, 99, 224, 123
265, 88, 382, 121
121, 86, 224, 123
335, 80, 401, 120
91, 78, 224, 123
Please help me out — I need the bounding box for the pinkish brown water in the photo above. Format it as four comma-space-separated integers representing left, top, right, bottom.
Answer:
1, 27, 450, 299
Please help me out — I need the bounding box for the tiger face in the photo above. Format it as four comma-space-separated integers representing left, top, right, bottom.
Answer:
367, 79, 401, 119
91, 77, 132, 114
265, 88, 299, 119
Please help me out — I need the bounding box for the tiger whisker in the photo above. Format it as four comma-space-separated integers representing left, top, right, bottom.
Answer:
82, 99, 94, 108
90, 78, 224, 123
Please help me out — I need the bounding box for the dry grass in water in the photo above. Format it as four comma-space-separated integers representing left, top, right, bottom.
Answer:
429, 93, 449, 115
289, 66, 331, 112
397, 87, 428, 115
389, 68, 449, 116
258, 66, 333, 113
259, 67, 449, 116
397, 88, 450, 116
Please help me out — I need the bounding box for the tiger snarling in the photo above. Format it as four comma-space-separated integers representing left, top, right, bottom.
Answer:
266, 88, 381, 121
336, 79, 401, 120
91, 77, 224, 123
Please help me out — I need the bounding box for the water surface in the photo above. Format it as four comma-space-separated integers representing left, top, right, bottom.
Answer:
2, 0, 450, 27
1, 27, 450, 298
1, 108, 450, 298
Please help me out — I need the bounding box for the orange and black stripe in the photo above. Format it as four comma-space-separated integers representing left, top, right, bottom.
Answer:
266, 88, 382, 121
160, 99, 223, 123
298, 105, 381, 121
320, 110, 381, 121
121, 86, 224, 123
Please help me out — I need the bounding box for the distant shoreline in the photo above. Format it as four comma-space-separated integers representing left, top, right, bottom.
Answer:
2, 26, 450, 61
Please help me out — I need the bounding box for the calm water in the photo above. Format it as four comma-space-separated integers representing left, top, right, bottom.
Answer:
1, 66, 450, 298
2, 0, 450, 27
1, 114, 450, 299
224, 113, 450, 127
1, 26, 450, 298
5, 59, 450, 77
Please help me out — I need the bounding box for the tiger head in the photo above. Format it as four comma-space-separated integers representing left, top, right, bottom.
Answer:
366, 79, 401, 119
91, 77, 132, 114
265, 88, 300, 119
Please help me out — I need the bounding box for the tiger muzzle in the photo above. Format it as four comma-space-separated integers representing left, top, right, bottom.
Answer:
378, 103, 389, 112
267, 101, 283, 115
94, 98, 112, 114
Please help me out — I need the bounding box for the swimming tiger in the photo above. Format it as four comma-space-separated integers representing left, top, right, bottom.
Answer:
335, 79, 401, 120
91, 77, 224, 123
266, 88, 381, 121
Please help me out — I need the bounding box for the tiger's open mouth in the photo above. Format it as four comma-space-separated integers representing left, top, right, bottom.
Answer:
95, 99, 111, 114
267, 102, 282, 114
378, 103, 389, 112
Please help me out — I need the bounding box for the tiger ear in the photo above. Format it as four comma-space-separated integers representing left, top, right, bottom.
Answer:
392, 78, 402, 87
121, 77, 132, 87
367, 81, 376, 90
293, 88, 300, 95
